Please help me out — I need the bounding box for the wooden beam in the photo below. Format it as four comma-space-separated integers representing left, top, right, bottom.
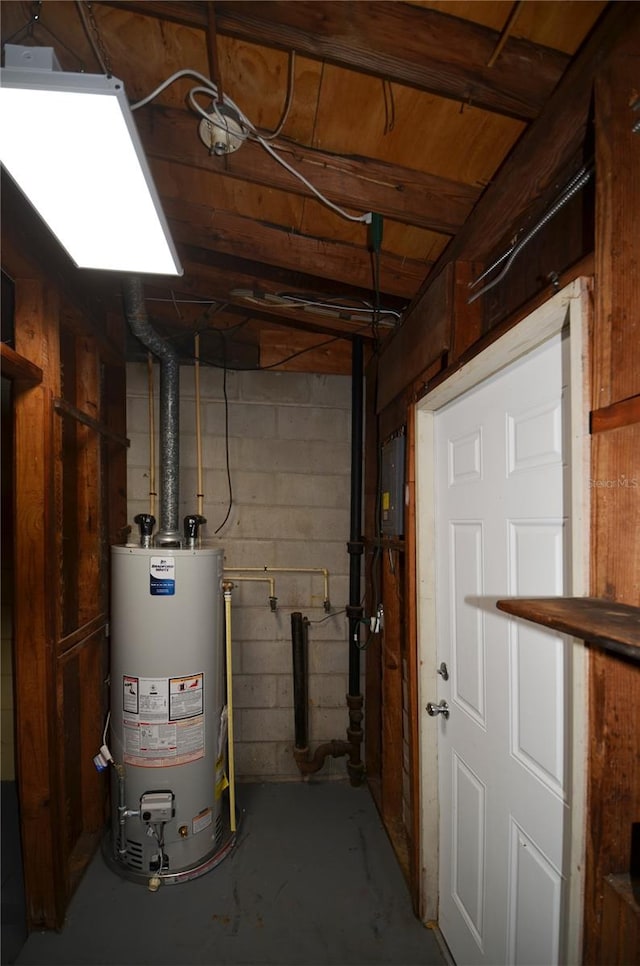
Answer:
399, 1, 637, 334
0, 342, 43, 386
585, 19, 640, 965
163, 199, 425, 299
135, 105, 480, 235
258, 325, 351, 374
108, 1, 569, 120
141, 274, 381, 343
175, 244, 406, 326
13, 279, 63, 928
377, 262, 452, 412
591, 394, 640, 435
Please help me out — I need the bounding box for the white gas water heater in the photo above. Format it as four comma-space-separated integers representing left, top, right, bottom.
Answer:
102, 279, 236, 888
104, 516, 234, 888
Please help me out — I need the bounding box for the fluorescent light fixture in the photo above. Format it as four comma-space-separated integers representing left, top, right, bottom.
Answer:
0, 47, 182, 275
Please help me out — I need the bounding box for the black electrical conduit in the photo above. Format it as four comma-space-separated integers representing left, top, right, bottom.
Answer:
292, 337, 365, 785
122, 277, 181, 542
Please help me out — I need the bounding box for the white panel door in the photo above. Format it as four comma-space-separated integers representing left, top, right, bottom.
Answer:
434, 333, 570, 966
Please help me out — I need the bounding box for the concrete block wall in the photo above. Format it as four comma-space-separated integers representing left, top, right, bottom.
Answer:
126, 362, 359, 781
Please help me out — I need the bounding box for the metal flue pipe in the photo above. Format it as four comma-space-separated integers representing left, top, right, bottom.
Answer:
123, 277, 180, 542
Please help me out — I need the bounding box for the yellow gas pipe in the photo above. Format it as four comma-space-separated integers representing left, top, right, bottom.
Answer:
222, 581, 237, 832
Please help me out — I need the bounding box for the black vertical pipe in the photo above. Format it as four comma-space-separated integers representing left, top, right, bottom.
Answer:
291, 612, 309, 749
348, 336, 364, 696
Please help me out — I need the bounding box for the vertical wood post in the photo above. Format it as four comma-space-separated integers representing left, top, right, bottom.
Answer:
585, 24, 640, 966
13, 279, 63, 928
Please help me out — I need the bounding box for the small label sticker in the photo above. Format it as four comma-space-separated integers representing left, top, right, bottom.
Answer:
123, 676, 139, 714
150, 556, 175, 596
192, 807, 212, 835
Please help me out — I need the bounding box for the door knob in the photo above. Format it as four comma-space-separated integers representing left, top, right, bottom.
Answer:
426, 700, 450, 719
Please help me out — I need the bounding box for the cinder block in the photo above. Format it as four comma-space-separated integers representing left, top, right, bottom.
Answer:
234, 741, 277, 779
222, 540, 277, 569
312, 674, 349, 708
231, 606, 288, 643
240, 639, 292, 675
232, 437, 350, 476
274, 741, 300, 778
272, 540, 347, 571
275, 473, 350, 509
180, 364, 240, 401
127, 395, 155, 434
231, 471, 278, 505
305, 614, 349, 643
127, 432, 151, 467
126, 468, 152, 503
309, 641, 349, 674
276, 406, 349, 442
232, 674, 278, 709
126, 362, 148, 395
308, 373, 351, 408
228, 580, 279, 609
235, 506, 350, 543
239, 370, 311, 404
276, 676, 294, 708
238, 707, 293, 742
309, 706, 349, 741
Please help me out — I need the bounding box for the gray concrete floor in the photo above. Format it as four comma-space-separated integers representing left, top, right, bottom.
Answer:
14, 782, 446, 966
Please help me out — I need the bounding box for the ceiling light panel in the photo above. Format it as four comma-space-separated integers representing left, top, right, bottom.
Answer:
0, 58, 182, 275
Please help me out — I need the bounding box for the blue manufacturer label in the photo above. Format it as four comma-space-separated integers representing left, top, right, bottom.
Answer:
150, 556, 175, 596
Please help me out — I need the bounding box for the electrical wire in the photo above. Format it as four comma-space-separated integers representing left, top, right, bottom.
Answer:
257, 50, 296, 141
254, 134, 371, 224
102, 710, 111, 747
306, 608, 346, 624
275, 293, 403, 322
131, 68, 372, 226
468, 164, 594, 304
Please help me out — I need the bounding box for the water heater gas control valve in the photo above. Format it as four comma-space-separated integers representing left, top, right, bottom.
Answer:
140, 791, 175, 823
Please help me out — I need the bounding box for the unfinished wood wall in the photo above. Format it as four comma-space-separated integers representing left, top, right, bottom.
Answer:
584, 32, 640, 966
1, 189, 128, 927
365, 26, 639, 962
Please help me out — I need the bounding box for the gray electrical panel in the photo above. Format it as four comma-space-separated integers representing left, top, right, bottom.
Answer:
381, 434, 405, 537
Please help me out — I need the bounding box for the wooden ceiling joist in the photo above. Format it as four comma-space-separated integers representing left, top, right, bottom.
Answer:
107, 0, 569, 120
136, 106, 480, 235
163, 199, 426, 299
396, 1, 637, 342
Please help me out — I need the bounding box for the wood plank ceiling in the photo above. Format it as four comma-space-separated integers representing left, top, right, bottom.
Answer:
1, 1, 608, 372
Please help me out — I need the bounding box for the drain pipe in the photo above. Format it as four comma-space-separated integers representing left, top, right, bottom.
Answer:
123, 277, 181, 544
293, 337, 365, 785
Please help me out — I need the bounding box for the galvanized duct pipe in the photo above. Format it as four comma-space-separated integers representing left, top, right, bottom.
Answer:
123, 277, 180, 542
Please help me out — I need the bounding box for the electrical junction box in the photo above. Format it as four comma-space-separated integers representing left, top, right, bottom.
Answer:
140, 791, 174, 823
381, 434, 406, 537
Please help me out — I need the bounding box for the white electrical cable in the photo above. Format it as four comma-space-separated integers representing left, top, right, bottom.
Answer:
254, 135, 371, 223
132, 68, 373, 226
257, 50, 296, 141
278, 293, 402, 319
102, 710, 111, 747
130, 68, 215, 111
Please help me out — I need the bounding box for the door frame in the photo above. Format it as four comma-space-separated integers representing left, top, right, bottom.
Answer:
414, 278, 591, 963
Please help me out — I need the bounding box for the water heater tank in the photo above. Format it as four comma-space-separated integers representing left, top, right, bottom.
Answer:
108, 546, 231, 884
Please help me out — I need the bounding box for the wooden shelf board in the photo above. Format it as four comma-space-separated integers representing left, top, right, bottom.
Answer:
496, 597, 640, 662
1, 342, 43, 386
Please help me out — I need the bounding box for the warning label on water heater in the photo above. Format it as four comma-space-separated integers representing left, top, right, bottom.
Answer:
149, 556, 175, 596
122, 673, 205, 767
